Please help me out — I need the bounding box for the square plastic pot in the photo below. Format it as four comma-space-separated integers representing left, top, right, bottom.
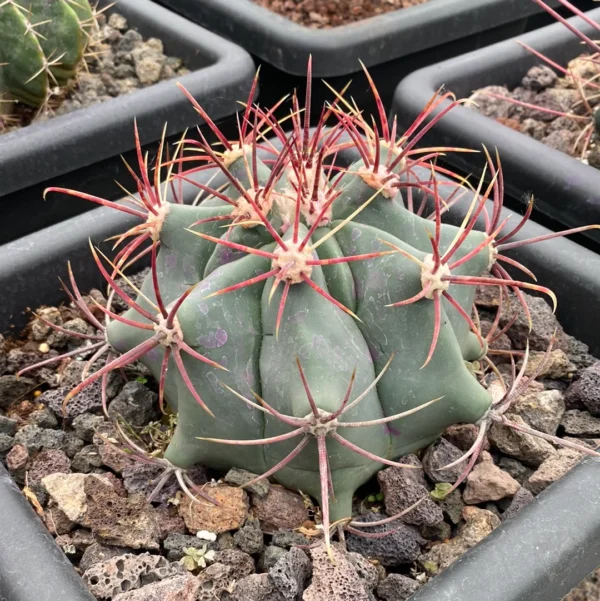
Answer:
0, 0, 255, 245
391, 7, 600, 249
151, 0, 575, 122
1, 152, 600, 601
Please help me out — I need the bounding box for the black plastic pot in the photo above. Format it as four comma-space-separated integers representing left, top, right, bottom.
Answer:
0, 0, 255, 245
0, 463, 96, 601
152, 0, 577, 123
392, 7, 600, 249
1, 161, 600, 600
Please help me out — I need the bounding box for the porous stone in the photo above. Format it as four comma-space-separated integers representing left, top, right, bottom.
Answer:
269, 547, 311, 600
566, 337, 596, 371
113, 574, 199, 601
542, 129, 579, 154
0, 414, 17, 436
234, 518, 264, 554
83, 552, 183, 599
438, 489, 465, 525
524, 350, 575, 380
225, 467, 270, 497
122, 462, 179, 503
422, 438, 464, 483
13, 425, 65, 452
116, 29, 143, 54
63, 431, 85, 458
512, 389, 565, 435
155, 505, 186, 541
79, 542, 129, 572
65, 528, 95, 551
474, 285, 501, 308
28, 449, 71, 485
0, 375, 35, 409
258, 546, 287, 571
196, 562, 236, 601
443, 424, 490, 452
82, 476, 162, 549
44, 501, 76, 535
520, 118, 546, 140
0, 433, 13, 458
28, 406, 58, 429
132, 39, 167, 85
31, 307, 62, 341
213, 548, 255, 578
271, 531, 310, 549
6, 444, 29, 480
500, 295, 568, 352
346, 513, 425, 567
527, 88, 579, 122
419, 520, 452, 542
41, 383, 106, 419
502, 487, 535, 522
230, 573, 284, 601
467, 86, 513, 119
463, 452, 520, 504
562, 410, 600, 437
5, 350, 53, 383
420, 507, 500, 574
48, 318, 95, 348
489, 414, 557, 466
218, 531, 236, 550
72, 414, 106, 442
521, 65, 558, 91
377, 457, 443, 527
108, 12, 128, 31
304, 543, 370, 601
108, 381, 157, 427
42, 473, 100, 522
528, 446, 586, 495
498, 457, 532, 486
71, 445, 104, 473
251, 485, 308, 533
376, 574, 422, 601
93, 422, 135, 473
348, 552, 379, 591
178, 484, 248, 534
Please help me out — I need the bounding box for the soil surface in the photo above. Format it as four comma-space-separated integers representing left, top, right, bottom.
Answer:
469, 55, 600, 171
0, 12, 189, 135
252, 0, 431, 28
1, 272, 600, 600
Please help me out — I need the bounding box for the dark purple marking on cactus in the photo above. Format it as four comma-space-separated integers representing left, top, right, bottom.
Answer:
385, 423, 402, 437
165, 252, 177, 270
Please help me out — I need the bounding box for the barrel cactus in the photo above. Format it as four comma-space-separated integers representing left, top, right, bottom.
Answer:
0, 0, 94, 109
36, 64, 599, 552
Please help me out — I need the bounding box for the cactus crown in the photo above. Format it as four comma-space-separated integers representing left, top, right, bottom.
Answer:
32, 57, 600, 555
0, 0, 95, 110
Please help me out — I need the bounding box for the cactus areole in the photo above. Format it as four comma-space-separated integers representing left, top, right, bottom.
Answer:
0, 0, 94, 109
45, 63, 578, 549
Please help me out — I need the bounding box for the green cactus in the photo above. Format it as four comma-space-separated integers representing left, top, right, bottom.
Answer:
0, 0, 94, 108
38, 65, 599, 554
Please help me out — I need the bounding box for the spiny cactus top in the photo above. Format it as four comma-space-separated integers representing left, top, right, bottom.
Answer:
0, 0, 94, 108
37, 63, 599, 553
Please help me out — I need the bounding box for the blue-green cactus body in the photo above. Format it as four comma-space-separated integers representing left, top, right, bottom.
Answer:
107, 152, 493, 522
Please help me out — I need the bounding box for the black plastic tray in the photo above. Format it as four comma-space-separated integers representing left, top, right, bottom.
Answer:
391, 7, 600, 248
153, 0, 572, 122
0, 0, 255, 245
